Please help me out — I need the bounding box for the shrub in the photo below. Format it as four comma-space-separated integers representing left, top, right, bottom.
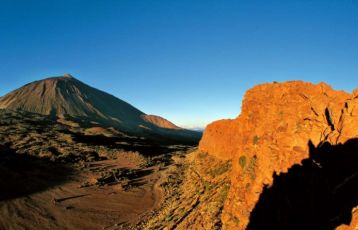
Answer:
253, 135, 260, 145
208, 161, 232, 177
247, 156, 257, 181
203, 180, 214, 191
239, 156, 247, 169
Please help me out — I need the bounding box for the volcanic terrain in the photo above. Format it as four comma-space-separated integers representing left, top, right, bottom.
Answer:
0, 74, 200, 144
1, 78, 357, 230
0, 75, 201, 229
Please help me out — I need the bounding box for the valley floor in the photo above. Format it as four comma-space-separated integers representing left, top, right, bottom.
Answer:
0, 147, 231, 230
0, 109, 215, 230
0, 152, 164, 230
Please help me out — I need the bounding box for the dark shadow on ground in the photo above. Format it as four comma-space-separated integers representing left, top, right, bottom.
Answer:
0, 145, 74, 201
124, 168, 154, 189
0, 109, 196, 158
247, 139, 358, 230
64, 129, 183, 156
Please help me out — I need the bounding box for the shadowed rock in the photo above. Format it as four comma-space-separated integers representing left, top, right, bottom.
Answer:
247, 139, 358, 230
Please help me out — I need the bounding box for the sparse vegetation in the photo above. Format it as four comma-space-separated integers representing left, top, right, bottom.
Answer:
141, 150, 232, 230
253, 135, 260, 145
239, 155, 247, 169
247, 156, 257, 181
165, 215, 173, 222
220, 183, 230, 201
239, 155, 257, 182
203, 180, 214, 191
208, 161, 232, 177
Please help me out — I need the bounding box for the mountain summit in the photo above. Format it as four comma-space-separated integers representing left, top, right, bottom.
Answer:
0, 75, 200, 142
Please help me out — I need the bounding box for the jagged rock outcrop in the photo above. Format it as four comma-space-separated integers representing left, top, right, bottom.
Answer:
0, 75, 200, 143
199, 81, 358, 229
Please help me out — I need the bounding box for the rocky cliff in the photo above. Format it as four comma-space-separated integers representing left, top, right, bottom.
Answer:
199, 81, 358, 229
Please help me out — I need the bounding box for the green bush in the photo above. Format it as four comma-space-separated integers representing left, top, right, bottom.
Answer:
247, 156, 257, 181
239, 156, 247, 169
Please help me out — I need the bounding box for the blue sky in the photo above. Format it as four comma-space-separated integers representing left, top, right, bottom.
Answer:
0, 0, 357, 128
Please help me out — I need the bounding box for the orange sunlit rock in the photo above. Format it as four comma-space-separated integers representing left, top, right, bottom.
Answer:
199, 81, 358, 229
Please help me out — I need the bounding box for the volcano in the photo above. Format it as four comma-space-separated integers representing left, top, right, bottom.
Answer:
0, 74, 200, 143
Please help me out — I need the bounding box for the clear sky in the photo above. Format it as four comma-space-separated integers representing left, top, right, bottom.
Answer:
1, 0, 357, 129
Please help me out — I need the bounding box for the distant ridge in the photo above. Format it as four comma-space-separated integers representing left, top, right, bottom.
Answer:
0, 75, 200, 143
141, 114, 181, 130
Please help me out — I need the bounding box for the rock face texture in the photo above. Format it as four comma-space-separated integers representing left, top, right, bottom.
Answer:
0, 75, 200, 143
199, 81, 358, 229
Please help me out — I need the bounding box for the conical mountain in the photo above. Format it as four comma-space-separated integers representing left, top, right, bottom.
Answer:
0, 74, 200, 142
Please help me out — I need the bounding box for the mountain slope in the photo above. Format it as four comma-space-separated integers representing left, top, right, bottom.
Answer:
199, 81, 358, 229
0, 74, 200, 143
141, 115, 181, 130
